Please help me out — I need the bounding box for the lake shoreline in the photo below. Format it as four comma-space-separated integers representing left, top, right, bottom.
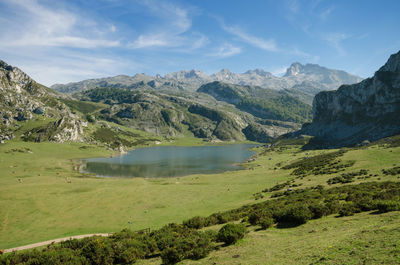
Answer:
81, 144, 259, 179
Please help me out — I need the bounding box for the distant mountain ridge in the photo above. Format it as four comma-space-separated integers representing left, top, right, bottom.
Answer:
51, 63, 363, 97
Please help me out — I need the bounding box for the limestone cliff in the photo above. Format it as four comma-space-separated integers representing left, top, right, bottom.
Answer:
0, 60, 84, 142
299, 50, 400, 147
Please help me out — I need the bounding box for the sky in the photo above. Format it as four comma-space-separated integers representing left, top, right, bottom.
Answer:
0, 0, 399, 86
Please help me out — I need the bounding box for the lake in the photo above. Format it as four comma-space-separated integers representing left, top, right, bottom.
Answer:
82, 144, 257, 178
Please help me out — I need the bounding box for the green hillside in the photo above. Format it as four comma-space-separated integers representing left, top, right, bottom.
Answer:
198, 81, 312, 123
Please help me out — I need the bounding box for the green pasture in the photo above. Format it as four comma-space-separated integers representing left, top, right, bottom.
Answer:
1, 138, 399, 252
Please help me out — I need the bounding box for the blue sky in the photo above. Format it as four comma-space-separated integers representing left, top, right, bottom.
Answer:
0, 0, 399, 86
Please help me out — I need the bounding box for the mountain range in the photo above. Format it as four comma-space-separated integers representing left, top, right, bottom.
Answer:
51, 63, 363, 102
0, 60, 312, 144
4, 52, 400, 148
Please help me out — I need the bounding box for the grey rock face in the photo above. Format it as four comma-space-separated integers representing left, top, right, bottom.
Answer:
299, 50, 400, 147
0, 60, 84, 142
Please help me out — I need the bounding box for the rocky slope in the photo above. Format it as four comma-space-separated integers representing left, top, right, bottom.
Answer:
298, 50, 400, 147
79, 87, 300, 142
51, 64, 362, 100
0, 60, 84, 142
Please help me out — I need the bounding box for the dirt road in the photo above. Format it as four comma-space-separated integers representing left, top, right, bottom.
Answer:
3, 233, 111, 253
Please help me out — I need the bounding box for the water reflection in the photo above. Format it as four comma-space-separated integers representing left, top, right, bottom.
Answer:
82, 144, 256, 178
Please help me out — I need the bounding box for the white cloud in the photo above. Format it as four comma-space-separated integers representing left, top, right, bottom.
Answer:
287, 0, 300, 14
323, 32, 350, 56
271, 66, 288, 77
319, 6, 335, 21
131, 34, 172, 49
0, 0, 134, 85
12, 51, 138, 86
130, 0, 200, 49
209, 44, 242, 58
221, 24, 277, 52
0, 0, 120, 49
190, 34, 209, 50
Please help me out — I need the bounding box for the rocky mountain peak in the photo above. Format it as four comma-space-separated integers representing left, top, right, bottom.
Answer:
0, 60, 33, 94
0, 59, 85, 143
212, 69, 236, 80
378, 50, 400, 72
165, 69, 209, 80
245, 68, 273, 77
218, 68, 233, 74
284, 62, 303, 76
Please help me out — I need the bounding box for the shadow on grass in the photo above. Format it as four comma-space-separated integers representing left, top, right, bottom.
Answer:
276, 222, 303, 229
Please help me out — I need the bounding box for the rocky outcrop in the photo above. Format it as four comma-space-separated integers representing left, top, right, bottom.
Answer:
0, 60, 84, 142
298, 50, 400, 147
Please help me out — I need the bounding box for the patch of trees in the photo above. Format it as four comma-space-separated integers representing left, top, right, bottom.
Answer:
327, 169, 369, 185
281, 150, 355, 177
237, 95, 312, 123
83, 87, 141, 104
382, 166, 400, 176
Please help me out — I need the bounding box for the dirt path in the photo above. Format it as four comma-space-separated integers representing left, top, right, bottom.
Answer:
3, 233, 111, 253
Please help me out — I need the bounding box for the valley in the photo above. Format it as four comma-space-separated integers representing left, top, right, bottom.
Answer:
1, 135, 400, 264
1, 46, 400, 265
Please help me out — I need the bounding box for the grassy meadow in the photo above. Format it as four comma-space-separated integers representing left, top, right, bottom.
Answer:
1, 132, 400, 264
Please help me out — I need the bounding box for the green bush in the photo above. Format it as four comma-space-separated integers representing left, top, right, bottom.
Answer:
86, 114, 96, 123
377, 200, 400, 213
161, 247, 183, 265
274, 204, 312, 225
81, 237, 114, 265
217, 223, 247, 245
260, 216, 274, 229
183, 216, 206, 229
339, 202, 356, 217
309, 203, 329, 219
248, 209, 273, 225
248, 212, 262, 225
112, 238, 148, 264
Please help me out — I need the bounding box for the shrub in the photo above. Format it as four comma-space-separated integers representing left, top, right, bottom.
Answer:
309, 203, 329, 219
339, 202, 356, 217
325, 199, 341, 214
274, 204, 312, 225
377, 200, 400, 213
80, 237, 114, 265
112, 238, 147, 264
183, 216, 206, 229
354, 197, 376, 211
260, 216, 274, 229
248, 212, 262, 225
248, 209, 273, 225
161, 248, 183, 265
217, 223, 247, 245
86, 114, 96, 123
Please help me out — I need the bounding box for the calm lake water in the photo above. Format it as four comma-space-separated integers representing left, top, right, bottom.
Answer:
82, 144, 256, 178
